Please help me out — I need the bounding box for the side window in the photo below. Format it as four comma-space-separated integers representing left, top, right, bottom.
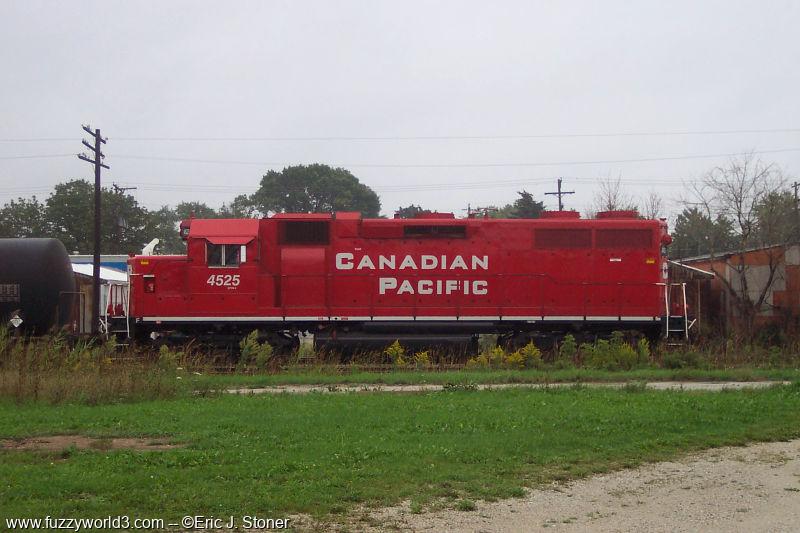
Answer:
207, 243, 241, 267
207, 243, 223, 266
225, 245, 240, 266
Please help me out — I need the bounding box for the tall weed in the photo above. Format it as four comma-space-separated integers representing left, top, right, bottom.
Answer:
0, 330, 184, 405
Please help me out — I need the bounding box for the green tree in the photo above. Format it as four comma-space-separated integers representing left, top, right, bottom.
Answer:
394, 204, 427, 218
251, 164, 381, 217
754, 190, 797, 246
143, 206, 185, 254
670, 207, 736, 259
45, 180, 94, 253
219, 194, 260, 218
508, 190, 544, 218
0, 196, 48, 237
488, 205, 514, 219
45, 179, 149, 254
174, 201, 219, 220
486, 190, 545, 219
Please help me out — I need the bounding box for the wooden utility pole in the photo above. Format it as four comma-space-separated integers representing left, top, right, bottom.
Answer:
793, 181, 800, 239
112, 183, 136, 194
545, 177, 575, 211
77, 125, 109, 335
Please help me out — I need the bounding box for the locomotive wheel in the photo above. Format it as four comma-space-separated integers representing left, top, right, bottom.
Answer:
265, 331, 300, 356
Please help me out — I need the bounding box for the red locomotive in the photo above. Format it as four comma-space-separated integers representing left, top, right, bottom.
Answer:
125, 210, 672, 352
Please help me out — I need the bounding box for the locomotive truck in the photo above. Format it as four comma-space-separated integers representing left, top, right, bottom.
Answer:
120, 210, 676, 354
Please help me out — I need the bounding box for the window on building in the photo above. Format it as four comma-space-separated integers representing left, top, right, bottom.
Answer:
207, 243, 241, 267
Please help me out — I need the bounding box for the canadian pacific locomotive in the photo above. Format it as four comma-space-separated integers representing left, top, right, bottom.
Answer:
123, 210, 673, 353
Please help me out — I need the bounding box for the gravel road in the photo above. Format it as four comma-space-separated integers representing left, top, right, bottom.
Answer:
358, 438, 800, 532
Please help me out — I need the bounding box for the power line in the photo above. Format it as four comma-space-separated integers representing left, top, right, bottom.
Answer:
2, 127, 800, 143
112, 147, 800, 169
110, 128, 800, 141
0, 154, 75, 160
0, 172, 724, 197
106, 176, 690, 195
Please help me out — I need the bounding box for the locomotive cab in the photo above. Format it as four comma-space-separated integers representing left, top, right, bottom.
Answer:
185, 219, 261, 316
128, 219, 262, 330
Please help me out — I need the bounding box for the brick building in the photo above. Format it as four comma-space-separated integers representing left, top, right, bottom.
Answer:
675, 244, 800, 333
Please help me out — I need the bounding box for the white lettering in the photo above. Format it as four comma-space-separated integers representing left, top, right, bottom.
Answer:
336, 253, 354, 270
472, 255, 489, 270
421, 255, 437, 269
336, 252, 490, 271
375, 278, 491, 296
357, 255, 376, 270
397, 280, 415, 295
379, 277, 397, 294
445, 279, 458, 294
418, 280, 433, 294
399, 256, 418, 270
450, 255, 468, 270
473, 280, 488, 295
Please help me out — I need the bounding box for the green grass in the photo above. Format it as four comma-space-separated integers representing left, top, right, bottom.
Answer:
192, 366, 800, 390
3, 385, 800, 522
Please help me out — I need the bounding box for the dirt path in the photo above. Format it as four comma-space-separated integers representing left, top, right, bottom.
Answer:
356, 438, 800, 532
227, 381, 789, 395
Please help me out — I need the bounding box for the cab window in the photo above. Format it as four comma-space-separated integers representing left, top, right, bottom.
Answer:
207, 243, 241, 267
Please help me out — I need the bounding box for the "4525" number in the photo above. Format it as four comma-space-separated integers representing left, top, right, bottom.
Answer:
206, 274, 241, 287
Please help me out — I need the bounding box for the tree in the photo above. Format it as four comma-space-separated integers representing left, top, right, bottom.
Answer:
45, 179, 149, 254
174, 201, 219, 220
45, 181, 94, 253
754, 190, 797, 246
0, 196, 48, 237
670, 207, 735, 259
219, 194, 261, 218
251, 164, 381, 217
484, 191, 545, 219
640, 192, 664, 220
508, 190, 544, 218
591, 175, 637, 216
686, 153, 790, 335
394, 204, 427, 219
143, 206, 185, 254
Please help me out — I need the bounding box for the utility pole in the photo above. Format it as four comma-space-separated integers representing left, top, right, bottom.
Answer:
112, 183, 136, 194
544, 177, 575, 211
793, 181, 800, 239
77, 125, 109, 335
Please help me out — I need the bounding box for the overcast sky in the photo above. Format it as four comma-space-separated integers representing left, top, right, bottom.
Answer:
1, 0, 798, 221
